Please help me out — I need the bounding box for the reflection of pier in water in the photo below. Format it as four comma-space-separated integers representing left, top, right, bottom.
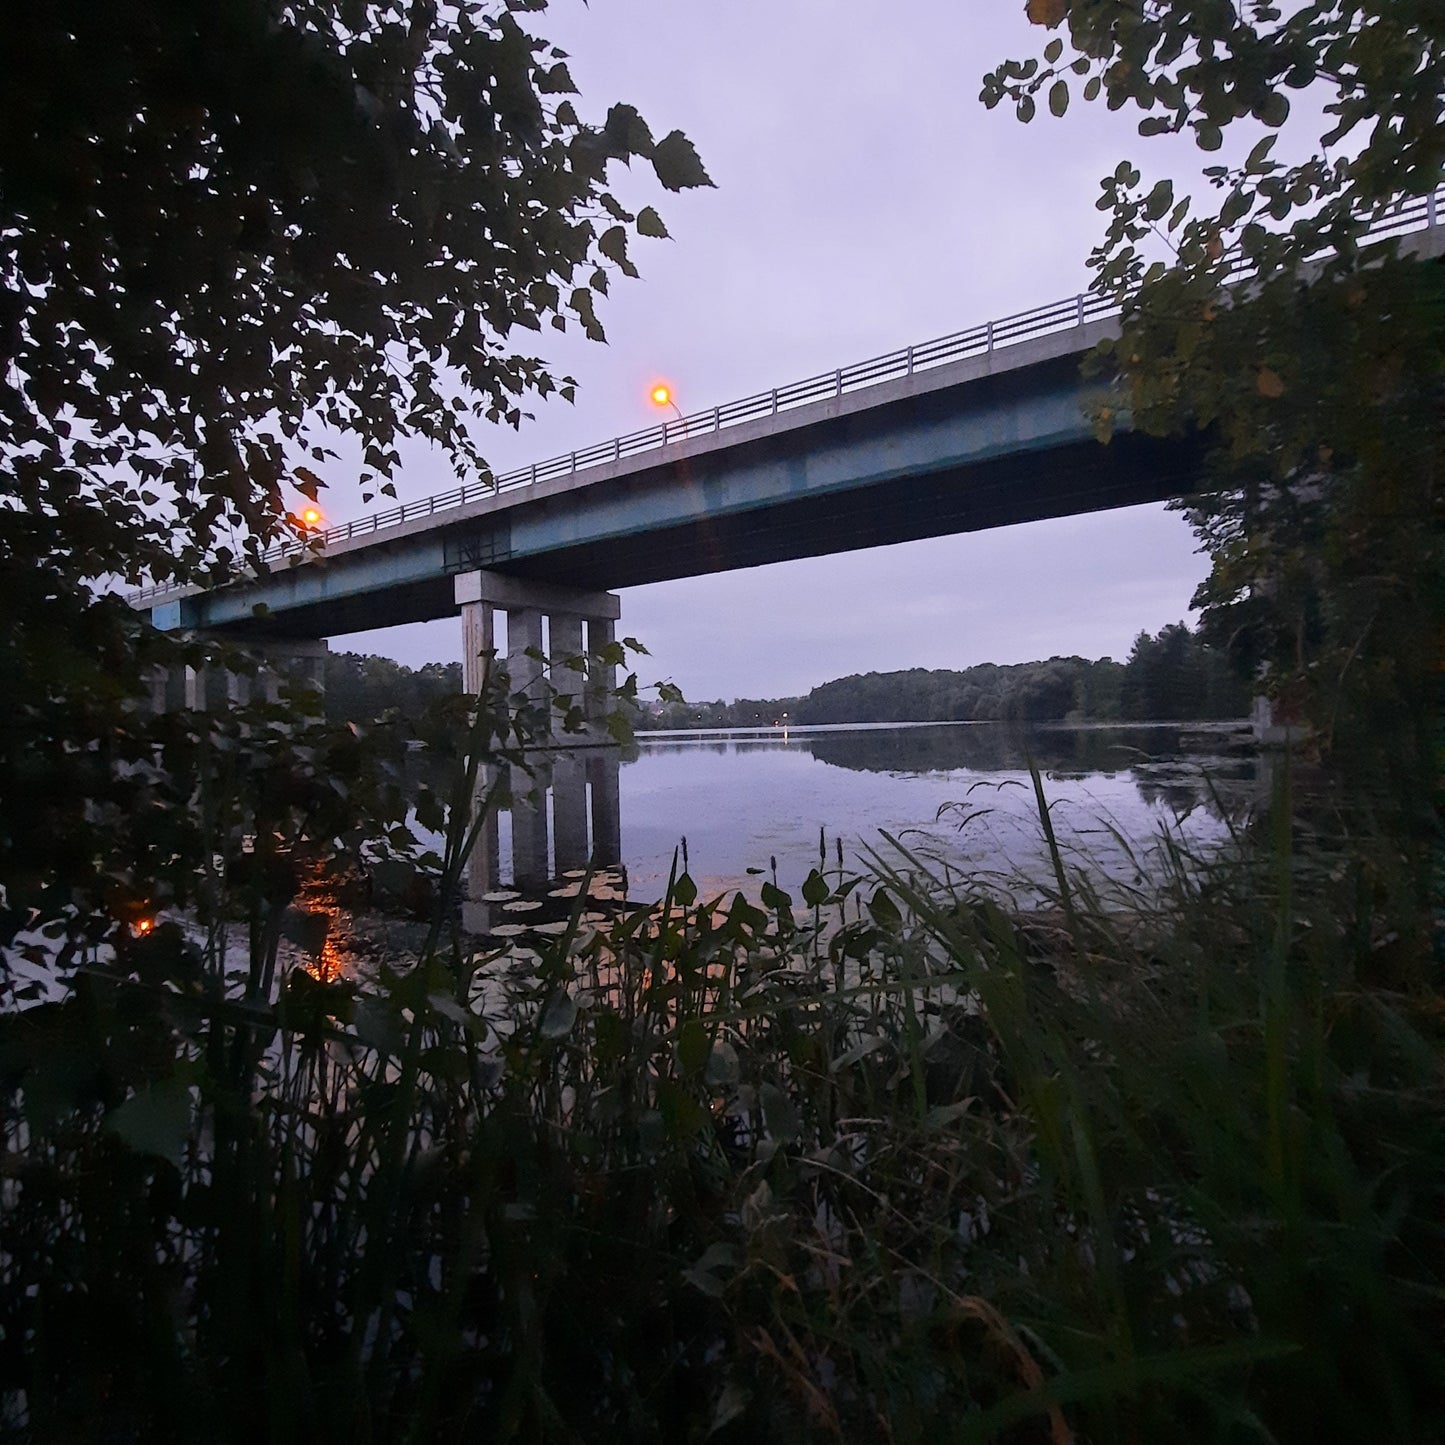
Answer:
464, 743, 622, 934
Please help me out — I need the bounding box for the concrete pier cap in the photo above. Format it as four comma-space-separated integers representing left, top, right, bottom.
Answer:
452, 570, 621, 621
453, 569, 622, 712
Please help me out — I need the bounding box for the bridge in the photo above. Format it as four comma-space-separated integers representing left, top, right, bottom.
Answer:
134, 192, 1444, 704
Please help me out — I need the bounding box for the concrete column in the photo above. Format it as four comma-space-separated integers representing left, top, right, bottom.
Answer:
224, 668, 250, 707
585, 617, 618, 727
510, 756, 552, 888
551, 751, 590, 873
461, 599, 495, 696
507, 606, 545, 707
183, 665, 208, 711
549, 612, 585, 727
586, 749, 622, 868
146, 666, 170, 716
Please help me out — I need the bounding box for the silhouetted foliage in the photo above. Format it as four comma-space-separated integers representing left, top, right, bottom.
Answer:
991, 0, 1444, 953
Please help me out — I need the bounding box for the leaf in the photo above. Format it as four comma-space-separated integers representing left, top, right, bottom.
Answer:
1142, 178, 1174, 220
1025, 0, 1068, 24
706, 1040, 740, 1086
801, 868, 830, 908
354, 999, 403, 1057
1247, 134, 1278, 171
635, 205, 669, 239
868, 887, 902, 930
677, 1017, 709, 1076
760, 880, 792, 912
707, 1380, 751, 1437
106, 1080, 192, 1168
1259, 92, 1289, 127
603, 102, 653, 156
760, 1082, 799, 1143
651, 130, 714, 192
536, 61, 576, 95
684, 1242, 742, 1299
1256, 367, 1285, 398
598, 224, 637, 276
540, 990, 578, 1039
1049, 79, 1069, 117
282, 907, 330, 956
293, 465, 326, 500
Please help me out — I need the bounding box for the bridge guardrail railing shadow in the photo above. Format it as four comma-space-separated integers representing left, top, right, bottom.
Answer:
126, 188, 1443, 607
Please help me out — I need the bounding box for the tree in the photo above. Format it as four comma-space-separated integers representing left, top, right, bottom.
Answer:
1, 0, 709, 937
986, 1, 1443, 940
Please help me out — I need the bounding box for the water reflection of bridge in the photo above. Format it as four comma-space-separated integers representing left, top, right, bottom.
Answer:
464, 745, 622, 934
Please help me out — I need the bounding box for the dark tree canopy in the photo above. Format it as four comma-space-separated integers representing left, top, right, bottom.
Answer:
988, 1, 1444, 926
0, 0, 708, 939
2, 0, 710, 591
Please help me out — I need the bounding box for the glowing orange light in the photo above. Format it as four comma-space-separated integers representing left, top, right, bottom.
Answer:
301, 506, 323, 528
650, 384, 673, 408
134, 918, 154, 936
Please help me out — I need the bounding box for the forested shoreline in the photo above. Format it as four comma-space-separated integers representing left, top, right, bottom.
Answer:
326, 619, 1248, 729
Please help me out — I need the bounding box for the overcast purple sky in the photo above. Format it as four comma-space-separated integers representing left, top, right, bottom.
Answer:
337, 1, 1217, 701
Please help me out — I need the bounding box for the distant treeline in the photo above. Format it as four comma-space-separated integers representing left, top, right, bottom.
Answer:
642, 622, 1249, 729
323, 622, 1249, 728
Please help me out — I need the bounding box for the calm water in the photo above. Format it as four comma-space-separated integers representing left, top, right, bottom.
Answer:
498, 721, 1257, 903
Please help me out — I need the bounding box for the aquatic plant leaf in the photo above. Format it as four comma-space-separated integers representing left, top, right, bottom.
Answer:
868, 887, 902, 930
760, 1082, 799, 1143
677, 1017, 709, 1077
282, 906, 330, 956
354, 999, 403, 1057
540, 990, 578, 1039
801, 868, 830, 907
106, 1080, 191, 1168
684, 1243, 742, 1299
707, 1379, 751, 1436
705, 1040, 740, 1086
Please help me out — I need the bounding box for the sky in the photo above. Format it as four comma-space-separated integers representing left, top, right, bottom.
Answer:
335, 0, 1219, 702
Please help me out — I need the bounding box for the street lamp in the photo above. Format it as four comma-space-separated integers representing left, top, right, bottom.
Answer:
649, 381, 686, 436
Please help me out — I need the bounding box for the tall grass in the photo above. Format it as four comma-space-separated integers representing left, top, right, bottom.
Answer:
1, 692, 1439, 1442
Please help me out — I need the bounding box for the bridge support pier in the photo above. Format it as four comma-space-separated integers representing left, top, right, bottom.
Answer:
454, 570, 622, 735
144, 627, 328, 715
454, 569, 625, 932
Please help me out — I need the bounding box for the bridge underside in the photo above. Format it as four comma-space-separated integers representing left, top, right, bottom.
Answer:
221, 439, 1200, 642
161, 348, 1209, 642
505, 428, 1200, 593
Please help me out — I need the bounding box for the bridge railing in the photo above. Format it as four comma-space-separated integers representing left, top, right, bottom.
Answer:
127, 187, 1443, 607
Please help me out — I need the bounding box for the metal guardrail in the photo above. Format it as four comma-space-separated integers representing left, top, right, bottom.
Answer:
127, 187, 1444, 607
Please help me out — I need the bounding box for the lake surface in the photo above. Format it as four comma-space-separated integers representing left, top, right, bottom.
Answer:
494, 721, 1257, 904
